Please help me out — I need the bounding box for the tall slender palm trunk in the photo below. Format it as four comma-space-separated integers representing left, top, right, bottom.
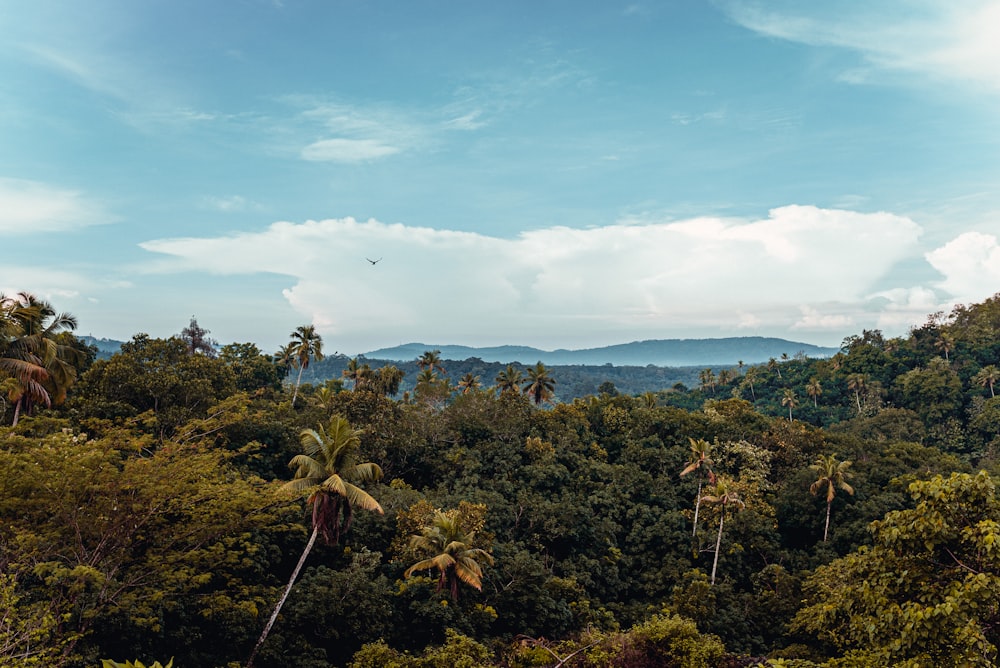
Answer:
246, 526, 319, 668
710, 509, 725, 585
823, 501, 832, 542
291, 364, 305, 406
692, 480, 702, 537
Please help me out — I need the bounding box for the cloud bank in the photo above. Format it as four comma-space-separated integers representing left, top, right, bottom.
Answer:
135, 205, 991, 352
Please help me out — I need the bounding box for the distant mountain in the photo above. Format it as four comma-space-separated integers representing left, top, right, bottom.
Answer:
364, 337, 839, 367
80, 335, 124, 359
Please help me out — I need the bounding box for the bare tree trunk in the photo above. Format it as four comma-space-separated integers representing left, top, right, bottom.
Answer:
692, 480, 702, 537
823, 501, 832, 542
710, 510, 725, 585
11, 398, 21, 427
291, 364, 305, 406
246, 526, 318, 668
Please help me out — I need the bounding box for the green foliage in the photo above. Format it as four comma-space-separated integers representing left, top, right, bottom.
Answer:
350, 629, 493, 668
793, 471, 1000, 666
101, 660, 173, 668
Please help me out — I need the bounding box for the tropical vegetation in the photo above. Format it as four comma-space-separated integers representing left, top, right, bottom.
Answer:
5, 294, 1000, 665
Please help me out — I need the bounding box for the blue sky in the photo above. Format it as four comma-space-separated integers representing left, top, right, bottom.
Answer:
3, 1, 1000, 355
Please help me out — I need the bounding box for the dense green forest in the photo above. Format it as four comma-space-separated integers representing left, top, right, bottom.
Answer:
4, 292, 1000, 667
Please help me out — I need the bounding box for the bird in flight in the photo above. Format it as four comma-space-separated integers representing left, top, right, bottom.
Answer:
366, 257, 382, 265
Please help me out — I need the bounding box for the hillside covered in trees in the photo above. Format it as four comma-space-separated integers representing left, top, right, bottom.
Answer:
4, 292, 1000, 667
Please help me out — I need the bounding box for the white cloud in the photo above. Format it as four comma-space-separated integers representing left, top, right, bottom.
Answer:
926, 231, 1000, 298
301, 138, 401, 162
0, 178, 111, 234
725, 0, 1000, 92
139, 206, 935, 351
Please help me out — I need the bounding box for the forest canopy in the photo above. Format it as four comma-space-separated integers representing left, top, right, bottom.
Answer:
4, 294, 1000, 667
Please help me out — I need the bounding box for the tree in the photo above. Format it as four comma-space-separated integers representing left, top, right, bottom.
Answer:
742, 366, 758, 401
793, 472, 1000, 665
403, 510, 494, 601
806, 378, 822, 407
975, 365, 1000, 398
700, 478, 744, 585
342, 357, 366, 390
417, 350, 446, 376
246, 415, 383, 667
179, 317, 218, 357
680, 437, 715, 537
935, 330, 955, 361
495, 365, 523, 395
287, 325, 323, 407
780, 388, 798, 422
699, 368, 716, 395
523, 362, 556, 405
0, 292, 80, 425
846, 373, 867, 414
457, 372, 480, 394
809, 454, 854, 542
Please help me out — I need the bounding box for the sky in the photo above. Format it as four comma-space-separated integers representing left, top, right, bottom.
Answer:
2, 0, 1000, 356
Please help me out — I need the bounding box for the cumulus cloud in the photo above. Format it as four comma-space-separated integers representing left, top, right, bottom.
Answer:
724, 0, 1000, 92
139, 206, 935, 351
926, 231, 1000, 298
0, 178, 111, 234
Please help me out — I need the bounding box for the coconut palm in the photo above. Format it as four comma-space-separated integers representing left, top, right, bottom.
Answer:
699, 368, 716, 395
288, 325, 323, 406
742, 367, 759, 401
846, 373, 867, 414
806, 378, 822, 407
701, 478, 744, 585
0, 293, 79, 425
935, 331, 955, 361
495, 365, 523, 395
246, 415, 383, 667
680, 437, 715, 537
342, 357, 366, 390
523, 362, 556, 405
403, 510, 494, 600
417, 349, 446, 376
781, 389, 798, 422
457, 372, 481, 394
975, 365, 1000, 398
809, 454, 854, 542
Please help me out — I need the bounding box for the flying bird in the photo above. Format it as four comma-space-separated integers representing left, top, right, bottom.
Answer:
366, 257, 382, 265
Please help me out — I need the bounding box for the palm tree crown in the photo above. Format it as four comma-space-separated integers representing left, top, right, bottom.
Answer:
809, 454, 854, 542
404, 510, 494, 600
288, 325, 323, 406
523, 362, 556, 405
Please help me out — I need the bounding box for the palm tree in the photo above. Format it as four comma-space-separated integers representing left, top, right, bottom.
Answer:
288, 325, 323, 406
975, 365, 1000, 398
417, 350, 446, 376
768, 357, 782, 379
246, 415, 383, 667
846, 373, 867, 414
809, 454, 854, 542
717, 369, 733, 387
495, 365, 523, 395
457, 372, 480, 394
701, 478, 744, 585
680, 438, 714, 537
342, 357, 365, 389
0, 293, 79, 425
781, 389, 798, 422
935, 331, 955, 361
403, 510, 494, 600
273, 342, 298, 379
742, 367, 758, 401
523, 362, 556, 405
806, 378, 822, 407
699, 368, 716, 395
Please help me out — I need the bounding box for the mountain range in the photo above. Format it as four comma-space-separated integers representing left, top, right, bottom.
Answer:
364, 337, 839, 367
